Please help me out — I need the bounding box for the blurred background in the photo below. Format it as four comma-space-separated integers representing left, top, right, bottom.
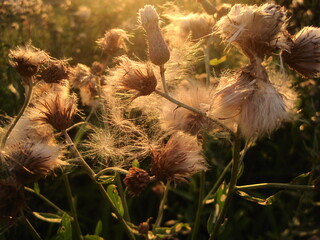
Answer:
0, 0, 320, 239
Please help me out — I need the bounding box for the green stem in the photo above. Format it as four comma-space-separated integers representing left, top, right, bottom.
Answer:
1, 78, 33, 148
74, 108, 95, 145
63, 131, 136, 240
115, 173, 131, 222
236, 183, 315, 191
20, 211, 42, 240
209, 131, 241, 240
160, 65, 169, 95
191, 172, 205, 240
63, 174, 83, 240
154, 89, 233, 134
24, 187, 67, 215
154, 181, 170, 228
204, 42, 211, 87
204, 160, 232, 203
95, 167, 129, 180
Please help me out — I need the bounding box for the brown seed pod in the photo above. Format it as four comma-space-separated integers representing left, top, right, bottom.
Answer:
123, 167, 151, 196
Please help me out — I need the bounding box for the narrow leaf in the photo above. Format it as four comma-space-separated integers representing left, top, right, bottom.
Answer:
33, 182, 40, 195
107, 184, 124, 217
209, 56, 227, 66
83, 235, 104, 240
56, 213, 72, 240
94, 220, 102, 236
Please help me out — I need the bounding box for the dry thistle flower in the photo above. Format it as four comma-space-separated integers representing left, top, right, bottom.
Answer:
40, 61, 69, 83
120, 63, 157, 99
0, 178, 27, 224
165, 10, 215, 42
138, 5, 170, 65
6, 141, 65, 183
138, 222, 150, 235
91, 61, 105, 76
96, 29, 129, 54
216, 3, 289, 58
151, 131, 207, 183
36, 84, 78, 131
9, 44, 50, 79
161, 85, 212, 135
123, 167, 151, 196
282, 27, 320, 78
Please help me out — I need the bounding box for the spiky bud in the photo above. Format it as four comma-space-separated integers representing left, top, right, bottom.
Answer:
96, 28, 129, 54
123, 167, 151, 196
139, 5, 170, 65
40, 61, 69, 83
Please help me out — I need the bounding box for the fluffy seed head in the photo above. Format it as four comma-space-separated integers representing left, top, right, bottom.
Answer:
151, 131, 207, 183
161, 85, 211, 135
123, 167, 151, 196
216, 3, 289, 58
282, 27, 320, 78
36, 86, 78, 131
6, 141, 65, 183
40, 61, 69, 83
0, 178, 27, 224
96, 29, 129, 54
139, 5, 170, 65
9, 44, 50, 78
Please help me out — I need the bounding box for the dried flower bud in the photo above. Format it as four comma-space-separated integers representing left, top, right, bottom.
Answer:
151, 131, 207, 183
36, 85, 78, 131
91, 61, 105, 76
123, 167, 150, 196
9, 44, 50, 79
282, 27, 320, 78
0, 178, 27, 224
40, 61, 69, 83
120, 63, 157, 99
6, 141, 65, 183
216, 4, 231, 20
138, 222, 149, 235
139, 5, 170, 65
96, 28, 129, 54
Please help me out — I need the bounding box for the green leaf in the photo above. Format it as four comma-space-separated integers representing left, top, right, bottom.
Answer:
33, 182, 40, 195
236, 191, 275, 205
56, 213, 72, 240
207, 182, 228, 234
209, 56, 227, 66
83, 235, 104, 240
94, 220, 102, 236
132, 159, 140, 168
33, 212, 62, 223
107, 184, 124, 217
97, 175, 115, 184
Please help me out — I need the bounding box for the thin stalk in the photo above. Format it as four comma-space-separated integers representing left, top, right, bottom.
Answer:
204, 160, 232, 203
209, 131, 241, 240
236, 183, 315, 191
154, 89, 233, 134
24, 187, 67, 215
154, 181, 170, 228
20, 211, 42, 240
204, 42, 211, 87
191, 172, 205, 240
63, 131, 136, 240
74, 108, 95, 145
115, 173, 131, 222
95, 167, 129, 180
160, 65, 169, 95
63, 174, 83, 240
1, 78, 33, 148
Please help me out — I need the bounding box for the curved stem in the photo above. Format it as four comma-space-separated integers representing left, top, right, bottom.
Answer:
1, 78, 33, 148
20, 211, 42, 240
154, 89, 233, 134
160, 65, 169, 95
236, 183, 315, 191
95, 167, 129, 180
204, 42, 211, 87
209, 131, 241, 240
191, 172, 205, 240
24, 187, 67, 216
154, 181, 170, 228
204, 160, 232, 203
63, 174, 83, 240
63, 131, 136, 240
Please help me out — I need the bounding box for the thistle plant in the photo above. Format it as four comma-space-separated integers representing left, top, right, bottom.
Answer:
0, 1, 320, 240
